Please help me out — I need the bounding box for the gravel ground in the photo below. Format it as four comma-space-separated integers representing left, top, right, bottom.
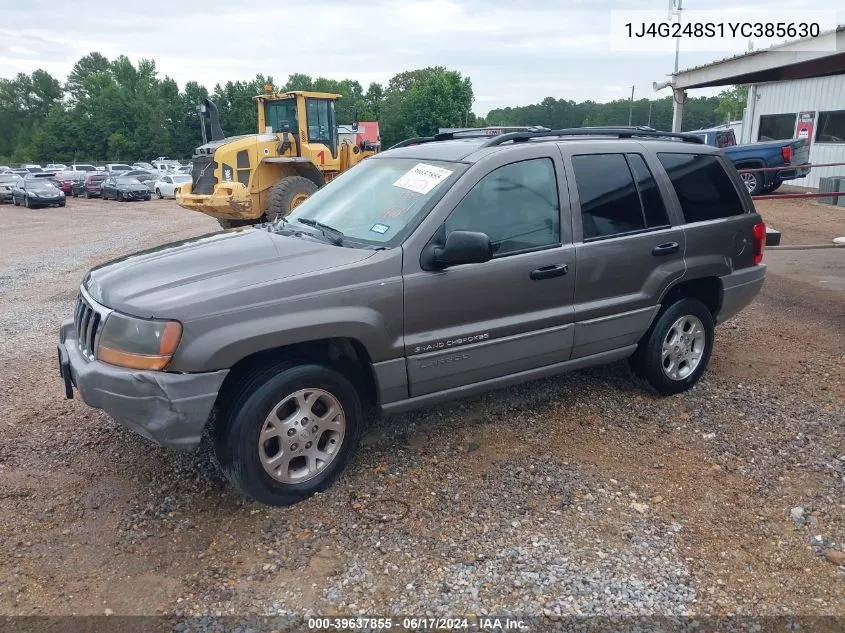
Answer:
0, 196, 843, 623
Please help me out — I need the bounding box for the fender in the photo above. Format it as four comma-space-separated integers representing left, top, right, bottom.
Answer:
172, 305, 400, 373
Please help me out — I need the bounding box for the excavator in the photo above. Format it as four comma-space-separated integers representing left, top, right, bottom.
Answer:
176, 88, 378, 228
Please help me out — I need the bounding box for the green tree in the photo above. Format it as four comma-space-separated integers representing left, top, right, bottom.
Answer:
379, 67, 473, 147
714, 85, 748, 123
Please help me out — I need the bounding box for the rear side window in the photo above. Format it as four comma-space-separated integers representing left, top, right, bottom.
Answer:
571, 153, 668, 240
657, 153, 745, 223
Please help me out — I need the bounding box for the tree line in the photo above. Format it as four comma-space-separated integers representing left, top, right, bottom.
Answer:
0, 52, 745, 164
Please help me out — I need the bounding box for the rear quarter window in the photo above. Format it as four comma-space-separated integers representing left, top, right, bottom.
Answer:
657, 153, 745, 223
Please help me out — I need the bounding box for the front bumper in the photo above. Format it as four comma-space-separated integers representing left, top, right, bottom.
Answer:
176, 181, 256, 220
59, 319, 228, 449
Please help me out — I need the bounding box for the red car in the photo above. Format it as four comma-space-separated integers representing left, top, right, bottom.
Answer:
82, 171, 108, 198
51, 171, 76, 194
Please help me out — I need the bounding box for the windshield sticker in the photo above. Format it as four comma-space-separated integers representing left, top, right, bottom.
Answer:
370, 223, 390, 234
392, 163, 453, 194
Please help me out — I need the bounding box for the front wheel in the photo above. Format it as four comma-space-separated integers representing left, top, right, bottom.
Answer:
630, 298, 714, 395
266, 176, 319, 223
156, 188, 162, 199
214, 363, 364, 506
25, 196, 32, 209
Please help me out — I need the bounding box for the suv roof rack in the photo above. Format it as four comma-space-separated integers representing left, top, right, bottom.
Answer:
389, 126, 551, 149
481, 126, 704, 146
389, 126, 704, 150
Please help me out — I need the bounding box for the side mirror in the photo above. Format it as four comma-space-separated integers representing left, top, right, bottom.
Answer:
351, 106, 359, 132
424, 230, 492, 270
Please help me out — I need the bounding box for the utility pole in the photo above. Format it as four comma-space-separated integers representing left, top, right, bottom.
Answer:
670, 0, 684, 73
628, 85, 635, 126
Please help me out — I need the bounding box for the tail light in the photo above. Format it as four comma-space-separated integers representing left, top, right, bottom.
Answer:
781, 145, 792, 163
753, 222, 766, 265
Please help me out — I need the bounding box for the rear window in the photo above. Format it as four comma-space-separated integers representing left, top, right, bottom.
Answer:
657, 153, 745, 223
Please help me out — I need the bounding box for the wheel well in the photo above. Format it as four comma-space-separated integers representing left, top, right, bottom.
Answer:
292, 162, 326, 188
661, 277, 722, 317
213, 337, 378, 417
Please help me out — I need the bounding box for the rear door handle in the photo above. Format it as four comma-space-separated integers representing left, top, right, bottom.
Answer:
530, 264, 569, 280
652, 242, 680, 256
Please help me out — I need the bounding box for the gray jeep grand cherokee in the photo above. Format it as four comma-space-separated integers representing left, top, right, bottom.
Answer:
58, 127, 767, 506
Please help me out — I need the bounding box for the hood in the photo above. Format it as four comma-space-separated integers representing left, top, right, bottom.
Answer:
83, 228, 377, 319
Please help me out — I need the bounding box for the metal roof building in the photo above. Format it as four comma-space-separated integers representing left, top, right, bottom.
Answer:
656, 26, 845, 187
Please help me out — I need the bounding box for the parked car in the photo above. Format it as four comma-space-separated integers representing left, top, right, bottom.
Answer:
70, 164, 97, 172
12, 176, 65, 208
45, 163, 67, 171
24, 172, 57, 180
57, 126, 768, 506
82, 171, 108, 198
101, 176, 152, 201
0, 165, 11, 172
24, 165, 43, 174
124, 170, 157, 192
10, 168, 29, 176
0, 173, 21, 203
132, 162, 155, 171
53, 171, 87, 196
51, 171, 78, 194
686, 127, 810, 195
153, 174, 192, 198
104, 163, 133, 175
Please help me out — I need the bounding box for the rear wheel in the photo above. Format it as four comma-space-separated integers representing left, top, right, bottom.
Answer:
156, 188, 162, 199
739, 169, 764, 196
630, 298, 714, 395
213, 362, 364, 506
25, 196, 32, 209
265, 176, 318, 223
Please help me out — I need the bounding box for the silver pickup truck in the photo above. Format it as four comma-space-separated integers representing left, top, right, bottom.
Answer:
58, 127, 767, 506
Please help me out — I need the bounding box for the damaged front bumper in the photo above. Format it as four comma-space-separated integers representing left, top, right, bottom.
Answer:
175, 181, 257, 221
58, 319, 228, 450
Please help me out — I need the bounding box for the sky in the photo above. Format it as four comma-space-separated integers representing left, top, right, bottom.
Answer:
0, 0, 840, 115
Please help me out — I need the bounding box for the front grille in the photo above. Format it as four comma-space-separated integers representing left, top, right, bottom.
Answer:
74, 293, 103, 360
191, 155, 218, 195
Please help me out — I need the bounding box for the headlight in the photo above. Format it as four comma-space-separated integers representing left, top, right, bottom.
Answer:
97, 312, 182, 370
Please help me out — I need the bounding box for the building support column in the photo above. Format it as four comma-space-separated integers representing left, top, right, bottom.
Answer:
671, 88, 686, 132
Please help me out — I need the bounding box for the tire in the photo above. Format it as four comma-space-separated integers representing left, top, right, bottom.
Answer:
84, 190, 90, 199
629, 297, 714, 396
118, 192, 125, 202
156, 188, 162, 199
59, 201, 66, 207
739, 168, 764, 196
13, 197, 19, 206
25, 196, 32, 209
266, 176, 318, 223
213, 362, 364, 506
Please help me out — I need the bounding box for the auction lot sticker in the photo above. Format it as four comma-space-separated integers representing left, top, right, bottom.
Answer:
393, 163, 452, 194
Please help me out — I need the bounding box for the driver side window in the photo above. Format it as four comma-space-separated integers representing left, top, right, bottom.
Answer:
444, 158, 561, 256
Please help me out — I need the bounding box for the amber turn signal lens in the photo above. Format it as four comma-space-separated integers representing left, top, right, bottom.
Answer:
159, 321, 182, 355
97, 347, 172, 371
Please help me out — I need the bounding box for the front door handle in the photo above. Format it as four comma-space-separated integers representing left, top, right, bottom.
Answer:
530, 264, 569, 280
652, 242, 680, 256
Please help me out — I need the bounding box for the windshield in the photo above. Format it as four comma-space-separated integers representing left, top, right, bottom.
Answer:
172, 175, 191, 183
264, 98, 298, 133
30, 180, 57, 190
282, 158, 464, 245
116, 177, 142, 184
74, 165, 95, 171
0, 175, 19, 183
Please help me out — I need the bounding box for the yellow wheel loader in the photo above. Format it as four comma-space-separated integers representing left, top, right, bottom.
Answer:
176, 90, 378, 228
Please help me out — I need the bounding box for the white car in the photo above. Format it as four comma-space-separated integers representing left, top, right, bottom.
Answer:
45, 163, 67, 171
70, 164, 97, 172
153, 174, 192, 198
